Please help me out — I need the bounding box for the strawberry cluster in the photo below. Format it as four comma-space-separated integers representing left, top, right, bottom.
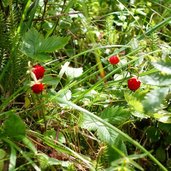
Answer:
28, 63, 45, 94
109, 55, 141, 91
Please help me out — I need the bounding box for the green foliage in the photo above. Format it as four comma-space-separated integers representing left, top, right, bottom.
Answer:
22, 28, 70, 61
79, 113, 119, 145
124, 92, 144, 113
141, 73, 171, 86
100, 106, 131, 125
3, 112, 26, 140
143, 87, 169, 113
1, 0, 171, 170
0, 149, 6, 171
152, 59, 171, 74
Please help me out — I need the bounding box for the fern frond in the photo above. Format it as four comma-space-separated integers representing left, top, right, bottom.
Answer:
0, 9, 27, 96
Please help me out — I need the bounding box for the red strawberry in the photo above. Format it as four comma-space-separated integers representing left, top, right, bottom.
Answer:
32, 65, 45, 79
31, 83, 44, 94
128, 77, 141, 91
109, 55, 120, 65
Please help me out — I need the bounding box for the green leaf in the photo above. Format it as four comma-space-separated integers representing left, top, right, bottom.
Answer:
38, 36, 70, 53
0, 149, 6, 171
37, 153, 73, 169
154, 113, 171, 123
141, 73, 171, 86
97, 126, 118, 144
79, 113, 118, 144
3, 113, 26, 140
22, 28, 70, 60
22, 28, 43, 57
124, 92, 144, 113
32, 53, 51, 62
100, 106, 131, 125
152, 60, 171, 74
156, 147, 166, 162
79, 113, 103, 131
107, 138, 127, 162
9, 146, 16, 171
143, 88, 169, 113
22, 137, 37, 154
146, 126, 160, 142
43, 75, 60, 87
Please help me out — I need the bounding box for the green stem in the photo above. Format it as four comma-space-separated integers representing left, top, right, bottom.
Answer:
56, 97, 168, 171
17, 0, 32, 34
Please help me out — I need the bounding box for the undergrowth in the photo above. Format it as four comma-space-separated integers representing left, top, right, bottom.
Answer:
0, 0, 171, 170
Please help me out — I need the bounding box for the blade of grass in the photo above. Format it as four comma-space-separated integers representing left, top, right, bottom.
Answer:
9, 146, 16, 171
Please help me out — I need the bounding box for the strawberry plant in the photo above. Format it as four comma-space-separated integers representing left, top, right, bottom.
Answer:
0, 0, 171, 170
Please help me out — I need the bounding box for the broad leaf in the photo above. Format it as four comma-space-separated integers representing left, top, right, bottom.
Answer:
141, 73, 171, 86
32, 53, 51, 62
38, 36, 70, 53
152, 60, 171, 74
3, 113, 26, 140
143, 87, 169, 113
22, 28, 70, 61
154, 113, 171, 123
22, 28, 43, 57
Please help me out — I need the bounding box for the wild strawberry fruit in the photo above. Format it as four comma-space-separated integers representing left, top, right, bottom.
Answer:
31, 83, 44, 94
109, 55, 120, 65
128, 77, 141, 91
32, 65, 45, 79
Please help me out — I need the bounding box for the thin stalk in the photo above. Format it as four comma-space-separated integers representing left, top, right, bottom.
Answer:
17, 0, 32, 34
55, 97, 168, 171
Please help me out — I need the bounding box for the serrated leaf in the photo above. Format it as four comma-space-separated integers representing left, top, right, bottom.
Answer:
143, 88, 169, 113
100, 106, 131, 125
152, 60, 171, 74
22, 28, 70, 60
124, 93, 143, 113
38, 36, 70, 53
22, 28, 43, 57
97, 126, 118, 144
79, 113, 118, 144
3, 113, 26, 140
79, 113, 102, 131
97, 126, 111, 143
